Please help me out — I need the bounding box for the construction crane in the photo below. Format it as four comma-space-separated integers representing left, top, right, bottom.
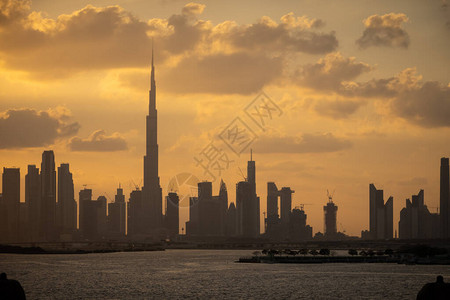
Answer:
296, 203, 314, 211
339, 222, 346, 234
327, 189, 335, 203
237, 167, 247, 181
130, 178, 142, 191
82, 183, 95, 189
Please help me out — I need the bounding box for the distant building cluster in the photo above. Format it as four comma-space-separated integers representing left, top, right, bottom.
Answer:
361, 157, 449, 240
0, 151, 79, 242
0, 150, 131, 243
1, 51, 450, 244
265, 183, 312, 241
185, 153, 313, 241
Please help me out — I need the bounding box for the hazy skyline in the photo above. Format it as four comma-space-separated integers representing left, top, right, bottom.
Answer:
0, 0, 449, 236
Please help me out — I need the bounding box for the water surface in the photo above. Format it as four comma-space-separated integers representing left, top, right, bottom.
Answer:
1, 250, 449, 299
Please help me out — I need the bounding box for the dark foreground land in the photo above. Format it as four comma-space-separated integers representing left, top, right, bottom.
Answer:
2, 238, 450, 257
0, 243, 164, 254
238, 253, 450, 265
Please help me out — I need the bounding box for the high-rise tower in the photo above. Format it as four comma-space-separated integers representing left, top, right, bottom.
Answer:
440, 157, 449, 238
2, 167, 20, 242
58, 163, 77, 234
369, 184, 393, 240
40, 150, 56, 241
142, 46, 163, 233
324, 193, 338, 236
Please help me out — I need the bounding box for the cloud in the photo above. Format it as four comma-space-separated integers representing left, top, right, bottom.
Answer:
0, 0, 338, 85
159, 52, 283, 94
440, 0, 450, 28
222, 13, 338, 54
342, 67, 421, 98
295, 52, 373, 91
356, 13, 410, 49
314, 99, 365, 119
252, 132, 352, 153
182, 2, 205, 16
0, 0, 30, 25
68, 130, 128, 152
0, 2, 153, 76
0, 107, 80, 149
291, 52, 450, 127
392, 80, 450, 127
341, 68, 450, 128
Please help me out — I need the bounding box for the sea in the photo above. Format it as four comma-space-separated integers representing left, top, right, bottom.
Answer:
1, 250, 449, 299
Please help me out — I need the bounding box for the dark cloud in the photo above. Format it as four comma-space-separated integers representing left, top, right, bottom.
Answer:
392, 81, 450, 127
0, 0, 338, 83
163, 3, 209, 54
159, 52, 283, 94
253, 133, 352, 153
68, 130, 128, 152
295, 52, 372, 91
223, 13, 338, 54
0, 0, 29, 25
442, 0, 450, 29
0, 108, 80, 149
340, 68, 450, 128
0, 2, 152, 76
341, 77, 398, 98
356, 13, 410, 49
314, 99, 365, 119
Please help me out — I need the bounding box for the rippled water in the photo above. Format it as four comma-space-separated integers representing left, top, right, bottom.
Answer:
1, 250, 449, 299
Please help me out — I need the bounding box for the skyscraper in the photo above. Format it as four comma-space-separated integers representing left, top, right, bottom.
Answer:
79, 188, 93, 239
236, 154, 260, 238
127, 189, 143, 237
78, 188, 107, 240
96, 195, 108, 237
198, 181, 217, 236
440, 157, 449, 239
185, 196, 199, 236
58, 163, 77, 235
2, 167, 20, 242
25, 165, 40, 241
399, 190, 440, 239
217, 180, 228, 236
369, 184, 393, 240
165, 192, 179, 238
236, 180, 251, 236
324, 196, 338, 236
247, 151, 260, 236
265, 182, 279, 235
280, 187, 294, 225
40, 150, 56, 241
108, 185, 126, 237
226, 202, 237, 237
142, 46, 163, 234
236, 151, 260, 238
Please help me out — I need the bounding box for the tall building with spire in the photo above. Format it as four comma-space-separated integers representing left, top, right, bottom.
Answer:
142, 46, 163, 234
236, 150, 260, 238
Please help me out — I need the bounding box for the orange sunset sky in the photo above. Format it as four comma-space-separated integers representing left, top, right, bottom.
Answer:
0, 0, 449, 236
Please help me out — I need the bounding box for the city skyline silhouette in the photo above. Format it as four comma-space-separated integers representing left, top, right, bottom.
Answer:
0, 0, 449, 239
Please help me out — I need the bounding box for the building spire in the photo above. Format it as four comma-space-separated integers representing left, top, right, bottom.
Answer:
149, 39, 156, 112
151, 38, 155, 88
